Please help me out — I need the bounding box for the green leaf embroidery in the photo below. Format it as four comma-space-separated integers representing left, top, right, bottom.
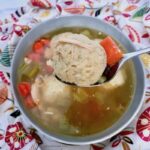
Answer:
131, 5, 150, 22
0, 45, 11, 67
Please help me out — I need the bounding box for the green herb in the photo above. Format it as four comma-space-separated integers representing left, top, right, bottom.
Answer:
80, 30, 92, 38
27, 64, 39, 79
97, 34, 107, 39
19, 62, 40, 82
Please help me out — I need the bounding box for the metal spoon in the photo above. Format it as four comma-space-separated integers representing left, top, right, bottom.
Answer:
56, 47, 150, 87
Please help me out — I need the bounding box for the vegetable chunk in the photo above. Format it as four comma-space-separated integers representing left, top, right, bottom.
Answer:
100, 36, 123, 66
17, 82, 31, 97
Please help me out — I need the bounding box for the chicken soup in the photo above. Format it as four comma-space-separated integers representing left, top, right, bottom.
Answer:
17, 27, 135, 136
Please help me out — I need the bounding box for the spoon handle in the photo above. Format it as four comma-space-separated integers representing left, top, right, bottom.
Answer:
123, 47, 150, 60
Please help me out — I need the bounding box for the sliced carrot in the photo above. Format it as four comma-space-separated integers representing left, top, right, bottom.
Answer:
100, 36, 123, 66
40, 38, 50, 46
24, 95, 36, 109
33, 41, 44, 54
17, 82, 31, 97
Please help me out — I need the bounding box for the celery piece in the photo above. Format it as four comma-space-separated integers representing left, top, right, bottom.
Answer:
98, 34, 107, 39
80, 30, 92, 38
18, 62, 29, 72
27, 64, 39, 79
20, 74, 30, 82
20, 62, 40, 81
18, 62, 31, 82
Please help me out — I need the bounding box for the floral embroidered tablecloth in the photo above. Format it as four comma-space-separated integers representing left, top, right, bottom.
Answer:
0, 0, 150, 150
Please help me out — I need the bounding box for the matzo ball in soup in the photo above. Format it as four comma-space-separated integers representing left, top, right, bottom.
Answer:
51, 32, 107, 86
17, 27, 135, 136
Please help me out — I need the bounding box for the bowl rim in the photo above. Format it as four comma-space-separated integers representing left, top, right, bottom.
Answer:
11, 15, 146, 145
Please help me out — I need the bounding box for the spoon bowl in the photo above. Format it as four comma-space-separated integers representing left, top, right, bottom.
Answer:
56, 47, 150, 87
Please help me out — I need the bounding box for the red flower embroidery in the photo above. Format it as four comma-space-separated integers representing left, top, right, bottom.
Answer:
64, 0, 73, 5
122, 13, 131, 18
56, 5, 62, 13
30, 0, 51, 8
142, 33, 149, 38
5, 122, 33, 150
12, 24, 30, 37
123, 25, 140, 43
145, 14, 150, 20
13, 24, 24, 36
104, 16, 117, 25
0, 35, 9, 41
0, 71, 10, 85
136, 107, 150, 141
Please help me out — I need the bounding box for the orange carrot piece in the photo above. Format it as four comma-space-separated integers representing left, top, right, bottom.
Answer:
100, 36, 123, 66
17, 82, 31, 97
33, 41, 44, 54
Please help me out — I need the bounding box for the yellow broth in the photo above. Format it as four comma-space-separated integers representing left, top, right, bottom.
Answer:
17, 27, 135, 136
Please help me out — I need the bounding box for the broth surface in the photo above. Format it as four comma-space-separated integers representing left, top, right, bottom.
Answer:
17, 27, 135, 136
